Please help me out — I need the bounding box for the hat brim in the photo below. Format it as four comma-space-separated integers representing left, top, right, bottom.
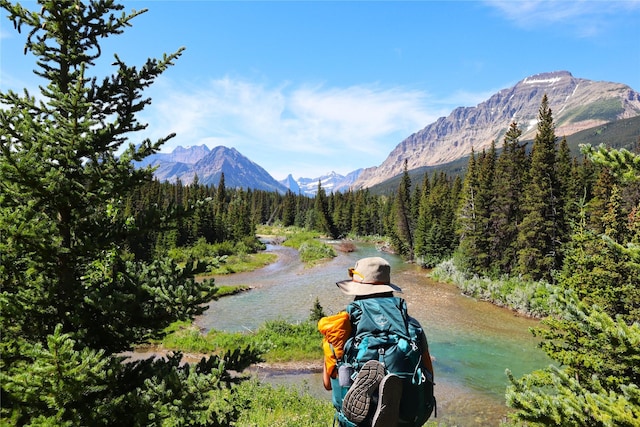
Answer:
336, 280, 402, 296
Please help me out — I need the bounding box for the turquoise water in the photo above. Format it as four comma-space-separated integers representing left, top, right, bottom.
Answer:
197, 243, 550, 426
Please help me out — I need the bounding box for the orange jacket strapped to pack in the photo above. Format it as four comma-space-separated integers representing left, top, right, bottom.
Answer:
317, 311, 352, 378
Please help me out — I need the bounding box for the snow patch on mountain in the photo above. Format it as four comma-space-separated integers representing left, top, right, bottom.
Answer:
279, 169, 363, 196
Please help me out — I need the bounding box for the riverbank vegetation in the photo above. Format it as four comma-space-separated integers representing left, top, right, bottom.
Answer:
158, 318, 323, 364
430, 260, 552, 319
278, 228, 337, 265
166, 237, 276, 275
233, 379, 441, 427
2, 0, 638, 425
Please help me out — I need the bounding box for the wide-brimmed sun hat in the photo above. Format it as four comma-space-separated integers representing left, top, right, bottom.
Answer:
336, 256, 402, 296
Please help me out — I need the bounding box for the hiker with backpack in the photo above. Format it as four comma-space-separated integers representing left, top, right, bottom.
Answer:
318, 256, 436, 427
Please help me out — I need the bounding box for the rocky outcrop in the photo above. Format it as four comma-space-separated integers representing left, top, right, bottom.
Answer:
354, 71, 640, 189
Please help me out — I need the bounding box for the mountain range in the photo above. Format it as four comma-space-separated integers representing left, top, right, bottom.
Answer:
279, 170, 363, 195
139, 145, 288, 193
138, 71, 640, 195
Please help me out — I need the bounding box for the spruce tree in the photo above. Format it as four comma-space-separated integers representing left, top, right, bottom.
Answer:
392, 160, 415, 259
282, 190, 296, 226
213, 172, 227, 240
477, 141, 497, 272
414, 173, 432, 265
490, 122, 528, 274
416, 172, 458, 268
457, 146, 494, 274
314, 181, 338, 238
506, 291, 640, 426
556, 137, 574, 241
0, 1, 260, 424
516, 94, 562, 281
456, 148, 481, 272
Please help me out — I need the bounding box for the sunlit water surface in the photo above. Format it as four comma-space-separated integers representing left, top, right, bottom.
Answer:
196, 243, 550, 426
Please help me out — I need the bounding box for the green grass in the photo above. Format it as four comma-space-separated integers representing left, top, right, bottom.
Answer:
256, 224, 309, 237
297, 240, 337, 265
167, 237, 269, 274
233, 378, 442, 427
200, 252, 277, 276
235, 379, 335, 426
216, 284, 250, 296
257, 225, 336, 266
280, 231, 336, 266
562, 98, 624, 123
280, 230, 323, 249
158, 318, 323, 363
253, 319, 323, 363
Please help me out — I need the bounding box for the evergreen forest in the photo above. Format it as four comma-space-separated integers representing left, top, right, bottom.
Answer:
1, 1, 638, 425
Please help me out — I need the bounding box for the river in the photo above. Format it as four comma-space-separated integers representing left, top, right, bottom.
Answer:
196, 243, 550, 426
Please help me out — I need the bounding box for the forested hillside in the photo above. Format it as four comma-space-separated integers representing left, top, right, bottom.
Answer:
368, 114, 640, 195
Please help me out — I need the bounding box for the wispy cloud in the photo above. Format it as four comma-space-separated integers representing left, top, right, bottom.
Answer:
484, 0, 640, 36
140, 77, 462, 179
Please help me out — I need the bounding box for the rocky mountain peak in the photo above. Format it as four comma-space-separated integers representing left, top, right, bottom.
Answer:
353, 71, 640, 189
138, 145, 287, 193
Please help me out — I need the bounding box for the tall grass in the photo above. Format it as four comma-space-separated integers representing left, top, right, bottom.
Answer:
256, 225, 337, 265
273, 229, 336, 266
234, 378, 444, 427
256, 319, 323, 363
297, 240, 337, 265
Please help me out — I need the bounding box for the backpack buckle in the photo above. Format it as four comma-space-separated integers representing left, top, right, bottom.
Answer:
378, 348, 386, 366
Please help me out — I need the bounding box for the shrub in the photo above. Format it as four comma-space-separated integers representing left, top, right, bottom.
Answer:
430, 259, 551, 318
298, 240, 336, 264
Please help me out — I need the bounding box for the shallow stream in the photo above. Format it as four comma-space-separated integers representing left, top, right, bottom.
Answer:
196, 243, 550, 426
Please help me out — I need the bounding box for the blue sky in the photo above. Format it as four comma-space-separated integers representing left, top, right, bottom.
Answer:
2, 1, 640, 180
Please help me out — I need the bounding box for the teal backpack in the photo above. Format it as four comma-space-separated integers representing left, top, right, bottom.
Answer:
330, 296, 436, 427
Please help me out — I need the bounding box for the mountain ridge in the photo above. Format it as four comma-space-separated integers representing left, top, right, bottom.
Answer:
142, 146, 288, 193
352, 71, 640, 189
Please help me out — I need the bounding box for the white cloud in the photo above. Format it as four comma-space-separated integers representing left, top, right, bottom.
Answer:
1, 67, 493, 180
140, 77, 463, 179
484, 0, 640, 36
